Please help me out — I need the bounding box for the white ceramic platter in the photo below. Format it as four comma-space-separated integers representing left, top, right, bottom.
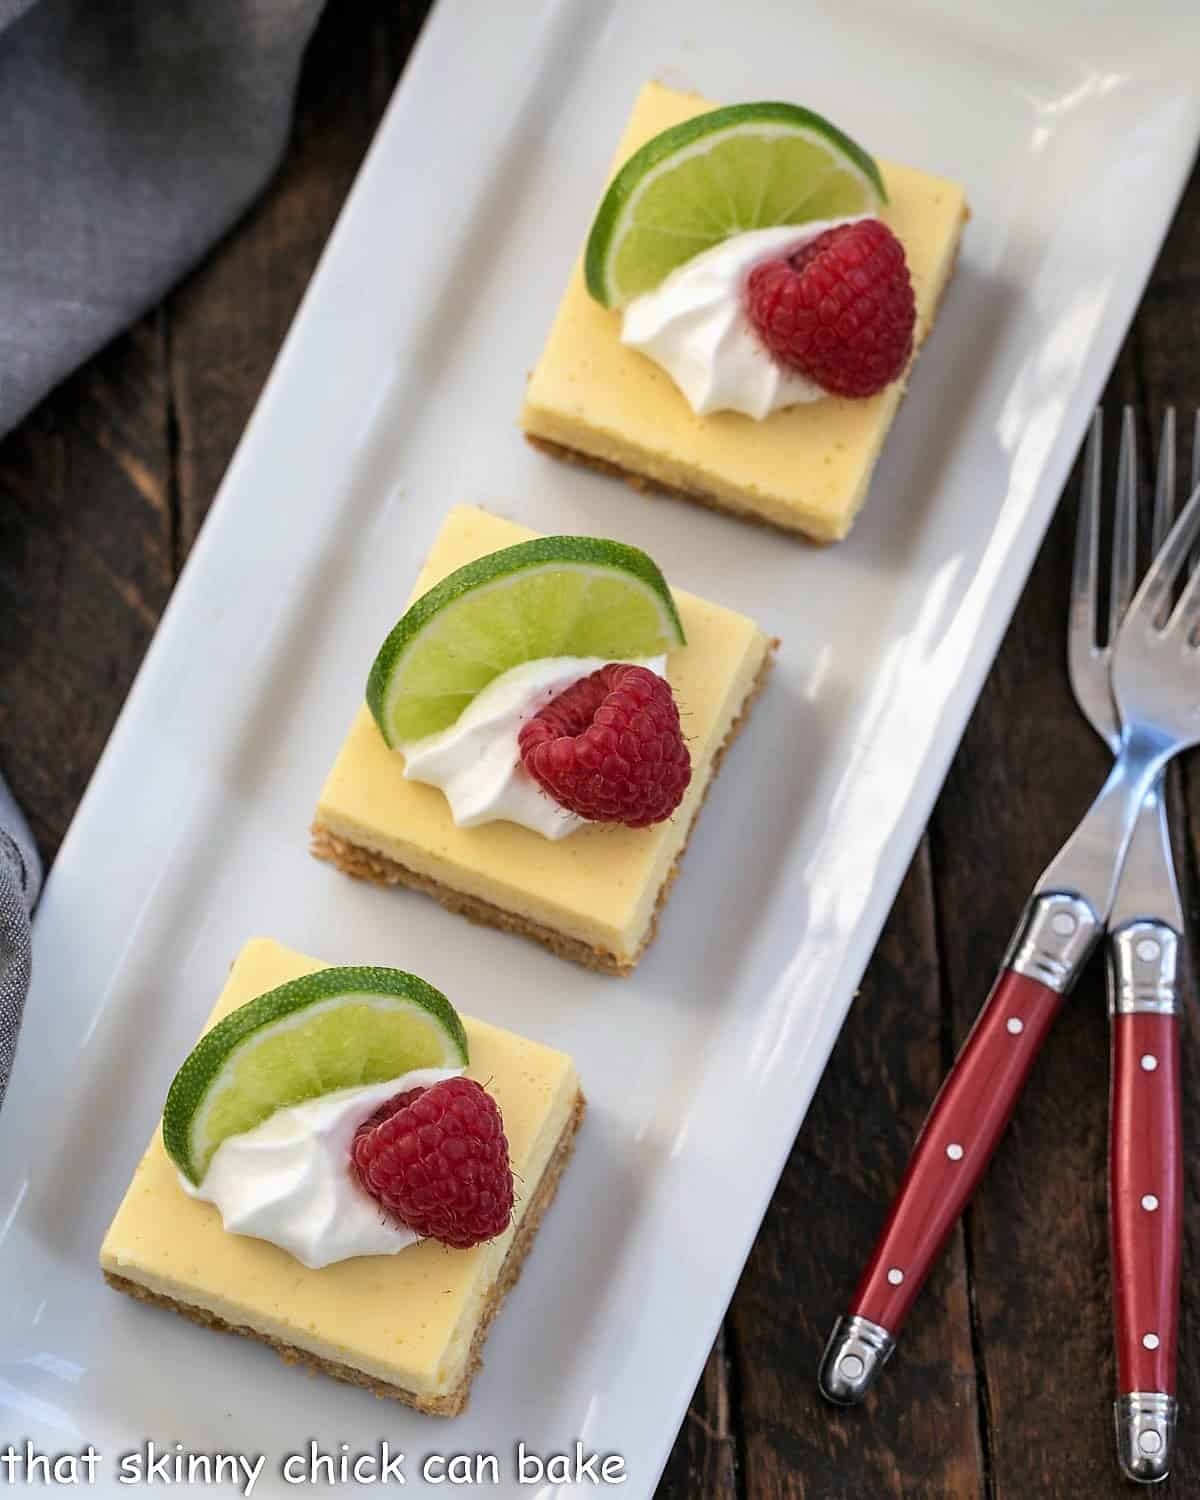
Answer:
3, 0, 1198, 1493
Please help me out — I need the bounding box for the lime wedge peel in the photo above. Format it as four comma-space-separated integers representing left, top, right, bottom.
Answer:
163, 967, 468, 1185
366, 536, 686, 746
585, 101, 886, 308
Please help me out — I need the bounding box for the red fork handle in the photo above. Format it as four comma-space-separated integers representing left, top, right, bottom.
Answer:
819, 967, 1068, 1403
851, 969, 1064, 1329
819, 891, 1100, 1406
1112, 1011, 1182, 1392
1110, 1008, 1182, 1480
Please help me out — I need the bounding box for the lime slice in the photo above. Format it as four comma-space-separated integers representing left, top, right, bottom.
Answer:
585, 101, 886, 308
163, 967, 468, 1184
366, 536, 686, 745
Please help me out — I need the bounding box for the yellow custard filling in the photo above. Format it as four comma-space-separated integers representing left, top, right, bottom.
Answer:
315, 506, 772, 964
520, 81, 968, 541
100, 937, 579, 1400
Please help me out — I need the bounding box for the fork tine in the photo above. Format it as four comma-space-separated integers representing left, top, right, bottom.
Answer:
1193, 408, 1200, 499
1133, 472, 1200, 633
1188, 409, 1200, 578
1072, 409, 1103, 649
1152, 408, 1178, 628
1109, 407, 1138, 643
1165, 477, 1200, 643
1153, 407, 1177, 555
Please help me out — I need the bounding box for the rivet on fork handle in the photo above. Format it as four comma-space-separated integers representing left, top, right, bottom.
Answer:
1115, 1393, 1177, 1484
818, 1315, 894, 1404
1006, 891, 1100, 987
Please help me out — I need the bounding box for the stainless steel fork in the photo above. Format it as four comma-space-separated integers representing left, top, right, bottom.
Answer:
821, 411, 1200, 1441
1071, 407, 1198, 1482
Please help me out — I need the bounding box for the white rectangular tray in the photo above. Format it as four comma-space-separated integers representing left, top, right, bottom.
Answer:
3, 1, 1198, 1493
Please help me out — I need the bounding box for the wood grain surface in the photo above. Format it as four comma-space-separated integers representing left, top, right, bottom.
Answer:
0, 5, 1197, 1496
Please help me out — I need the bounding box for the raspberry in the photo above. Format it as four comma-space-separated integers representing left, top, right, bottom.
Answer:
350, 1077, 513, 1249
518, 664, 690, 828
745, 218, 915, 398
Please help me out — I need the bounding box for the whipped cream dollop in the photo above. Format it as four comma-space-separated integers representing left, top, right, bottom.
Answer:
620, 217, 865, 418
182, 1068, 460, 1268
399, 654, 668, 840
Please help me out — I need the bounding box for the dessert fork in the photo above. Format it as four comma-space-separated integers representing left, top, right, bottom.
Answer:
819, 409, 1200, 1448
1072, 408, 1197, 1482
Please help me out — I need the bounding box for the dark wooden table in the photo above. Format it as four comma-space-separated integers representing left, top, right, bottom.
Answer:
2, 6, 1198, 1497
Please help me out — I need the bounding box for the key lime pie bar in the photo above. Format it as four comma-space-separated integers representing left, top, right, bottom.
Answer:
520, 82, 968, 541
101, 937, 583, 1416
311, 505, 773, 973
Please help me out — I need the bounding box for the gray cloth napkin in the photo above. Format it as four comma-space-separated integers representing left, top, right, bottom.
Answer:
0, 0, 326, 1102
0, 0, 325, 434
0, 777, 41, 1109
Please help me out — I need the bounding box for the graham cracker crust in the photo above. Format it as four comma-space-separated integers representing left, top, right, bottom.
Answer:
104, 1090, 585, 1418
311, 644, 775, 975
525, 210, 968, 542
525, 434, 831, 542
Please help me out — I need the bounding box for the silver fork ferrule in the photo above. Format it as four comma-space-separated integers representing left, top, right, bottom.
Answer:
1109, 919, 1181, 1016
1006, 892, 1103, 991
1115, 1392, 1176, 1484
817, 1316, 894, 1405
